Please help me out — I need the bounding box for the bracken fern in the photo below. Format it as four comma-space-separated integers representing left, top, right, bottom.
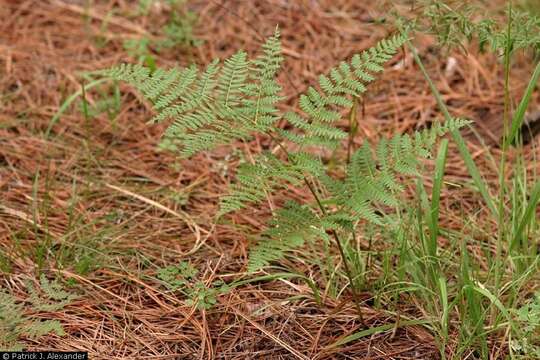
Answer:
101, 29, 469, 307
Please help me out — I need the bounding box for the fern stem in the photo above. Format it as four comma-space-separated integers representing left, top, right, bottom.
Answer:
347, 97, 360, 164
302, 177, 366, 326
265, 130, 367, 326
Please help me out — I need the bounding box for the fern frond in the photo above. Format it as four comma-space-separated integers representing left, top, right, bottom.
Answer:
0, 291, 24, 350
218, 152, 305, 216
157, 56, 252, 156
1, 283, 68, 351
328, 118, 470, 224
217, 51, 249, 107
289, 152, 325, 177
157, 59, 220, 126
241, 29, 284, 128
228, 120, 469, 266
24, 320, 65, 338
248, 201, 328, 272
103, 30, 284, 159
153, 65, 199, 112
27, 275, 78, 312
281, 34, 407, 149
103, 63, 151, 89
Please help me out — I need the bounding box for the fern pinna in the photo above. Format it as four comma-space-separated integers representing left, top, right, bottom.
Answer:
102, 29, 468, 298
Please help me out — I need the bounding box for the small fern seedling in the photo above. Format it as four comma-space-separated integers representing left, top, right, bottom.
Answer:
101, 29, 469, 322
0, 290, 65, 351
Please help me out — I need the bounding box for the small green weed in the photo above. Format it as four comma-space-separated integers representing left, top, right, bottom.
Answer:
511, 292, 540, 357
123, 0, 201, 66
157, 261, 230, 309
157, 2, 202, 50
0, 275, 76, 351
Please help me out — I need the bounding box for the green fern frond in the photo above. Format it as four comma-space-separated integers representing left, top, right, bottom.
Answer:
103, 30, 284, 159
103, 63, 151, 90
217, 51, 249, 107
218, 149, 327, 217
0, 291, 25, 350
102, 31, 473, 281
158, 56, 251, 156
156, 261, 230, 310
153, 65, 199, 112
24, 320, 65, 338
248, 201, 329, 272
334, 118, 470, 223
289, 152, 326, 177
27, 275, 78, 312
241, 29, 284, 127
1, 279, 70, 351
218, 152, 305, 216
281, 34, 407, 149
247, 117, 470, 271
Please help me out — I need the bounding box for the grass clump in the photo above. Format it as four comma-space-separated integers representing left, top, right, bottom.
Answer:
393, 2, 540, 358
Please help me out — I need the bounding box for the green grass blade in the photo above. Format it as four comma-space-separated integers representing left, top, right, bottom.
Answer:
438, 276, 449, 342
429, 139, 449, 256
510, 181, 540, 252
507, 61, 540, 146
45, 78, 109, 139
452, 130, 498, 216
464, 284, 516, 333
328, 319, 431, 347
403, 36, 498, 217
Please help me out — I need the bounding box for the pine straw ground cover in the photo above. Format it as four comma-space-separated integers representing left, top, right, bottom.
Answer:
1, 0, 539, 359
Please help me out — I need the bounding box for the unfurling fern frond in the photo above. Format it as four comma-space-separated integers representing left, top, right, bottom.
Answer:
280, 34, 407, 150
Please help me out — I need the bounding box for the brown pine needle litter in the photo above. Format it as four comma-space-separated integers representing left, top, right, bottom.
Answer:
1, 0, 540, 358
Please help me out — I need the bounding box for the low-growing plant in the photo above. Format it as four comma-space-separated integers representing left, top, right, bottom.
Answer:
123, 0, 201, 67
393, 2, 540, 358
0, 275, 76, 351
100, 29, 468, 325
91, 2, 540, 356
157, 261, 230, 309
511, 291, 540, 357
158, 1, 201, 50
